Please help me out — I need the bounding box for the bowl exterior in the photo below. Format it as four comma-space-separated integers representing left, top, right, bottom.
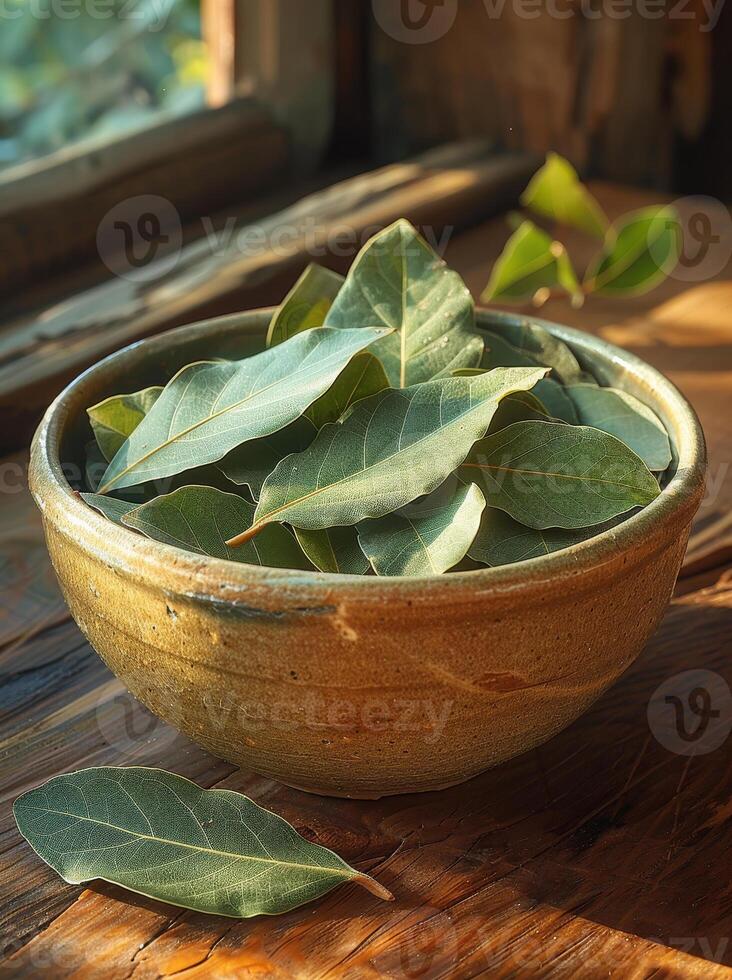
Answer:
29, 310, 706, 797
41, 519, 690, 797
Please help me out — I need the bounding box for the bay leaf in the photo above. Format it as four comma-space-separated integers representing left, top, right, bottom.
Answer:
566, 383, 672, 471
294, 526, 370, 575
532, 378, 579, 424
88, 386, 163, 461
84, 439, 107, 492
122, 486, 311, 569
469, 507, 608, 566
222, 354, 390, 500
584, 205, 680, 296
266, 263, 344, 347
481, 220, 583, 307
460, 420, 660, 529
520, 152, 608, 238
488, 390, 557, 431
490, 318, 584, 385
227, 367, 547, 546
14, 767, 391, 918
220, 416, 316, 500
306, 351, 389, 429
81, 492, 137, 525
324, 219, 483, 387
98, 326, 389, 494
358, 481, 485, 577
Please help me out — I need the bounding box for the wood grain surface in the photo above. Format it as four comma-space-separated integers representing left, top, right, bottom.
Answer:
2, 191, 732, 978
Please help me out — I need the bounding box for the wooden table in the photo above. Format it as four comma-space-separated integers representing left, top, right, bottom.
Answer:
2, 186, 732, 978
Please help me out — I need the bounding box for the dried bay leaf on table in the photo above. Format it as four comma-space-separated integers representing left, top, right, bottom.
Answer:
87, 386, 163, 461
98, 326, 390, 494
358, 481, 486, 577
325, 218, 483, 387
227, 367, 547, 546
266, 263, 344, 347
565, 383, 672, 472
122, 486, 311, 569
14, 767, 392, 918
460, 420, 660, 530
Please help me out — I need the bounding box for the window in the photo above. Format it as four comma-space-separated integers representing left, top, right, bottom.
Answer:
0, 0, 207, 172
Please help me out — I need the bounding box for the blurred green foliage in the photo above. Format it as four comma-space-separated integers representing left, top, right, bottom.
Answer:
0, 0, 206, 169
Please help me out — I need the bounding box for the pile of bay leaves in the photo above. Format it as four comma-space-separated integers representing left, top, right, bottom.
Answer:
82, 219, 670, 577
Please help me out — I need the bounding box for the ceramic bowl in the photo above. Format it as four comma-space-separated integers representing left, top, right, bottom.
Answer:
29, 309, 706, 798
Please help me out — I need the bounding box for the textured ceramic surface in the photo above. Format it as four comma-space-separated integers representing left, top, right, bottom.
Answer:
29, 310, 707, 798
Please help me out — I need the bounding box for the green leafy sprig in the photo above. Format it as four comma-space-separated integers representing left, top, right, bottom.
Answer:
483, 152, 681, 308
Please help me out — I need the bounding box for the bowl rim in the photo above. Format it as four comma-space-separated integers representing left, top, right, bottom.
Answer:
29, 307, 707, 603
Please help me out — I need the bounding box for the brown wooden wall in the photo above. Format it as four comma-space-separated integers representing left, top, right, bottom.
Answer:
370, 0, 712, 189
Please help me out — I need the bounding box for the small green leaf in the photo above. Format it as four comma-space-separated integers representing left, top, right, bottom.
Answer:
88, 386, 163, 461
84, 439, 107, 492
481, 220, 583, 306
469, 507, 604, 566
266, 264, 344, 347
520, 152, 608, 238
584, 206, 680, 296
14, 767, 392, 918
483, 318, 584, 385
81, 493, 137, 525
358, 481, 485, 577
325, 219, 483, 387
532, 378, 579, 424
98, 327, 389, 494
228, 367, 547, 546
222, 354, 390, 500
306, 351, 390, 429
294, 527, 370, 575
488, 390, 556, 431
220, 417, 316, 500
460, 420, 660, 529
122, 486, 311, 569
566, 383, 672, 471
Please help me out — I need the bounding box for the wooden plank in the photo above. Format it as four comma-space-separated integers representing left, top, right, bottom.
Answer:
370, 0, 671, 184
1, 468, 732, 976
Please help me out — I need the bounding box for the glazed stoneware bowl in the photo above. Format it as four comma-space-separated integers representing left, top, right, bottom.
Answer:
29, 309, 706, 798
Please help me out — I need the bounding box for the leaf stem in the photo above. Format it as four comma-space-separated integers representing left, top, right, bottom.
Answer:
226, 524, 263, 547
